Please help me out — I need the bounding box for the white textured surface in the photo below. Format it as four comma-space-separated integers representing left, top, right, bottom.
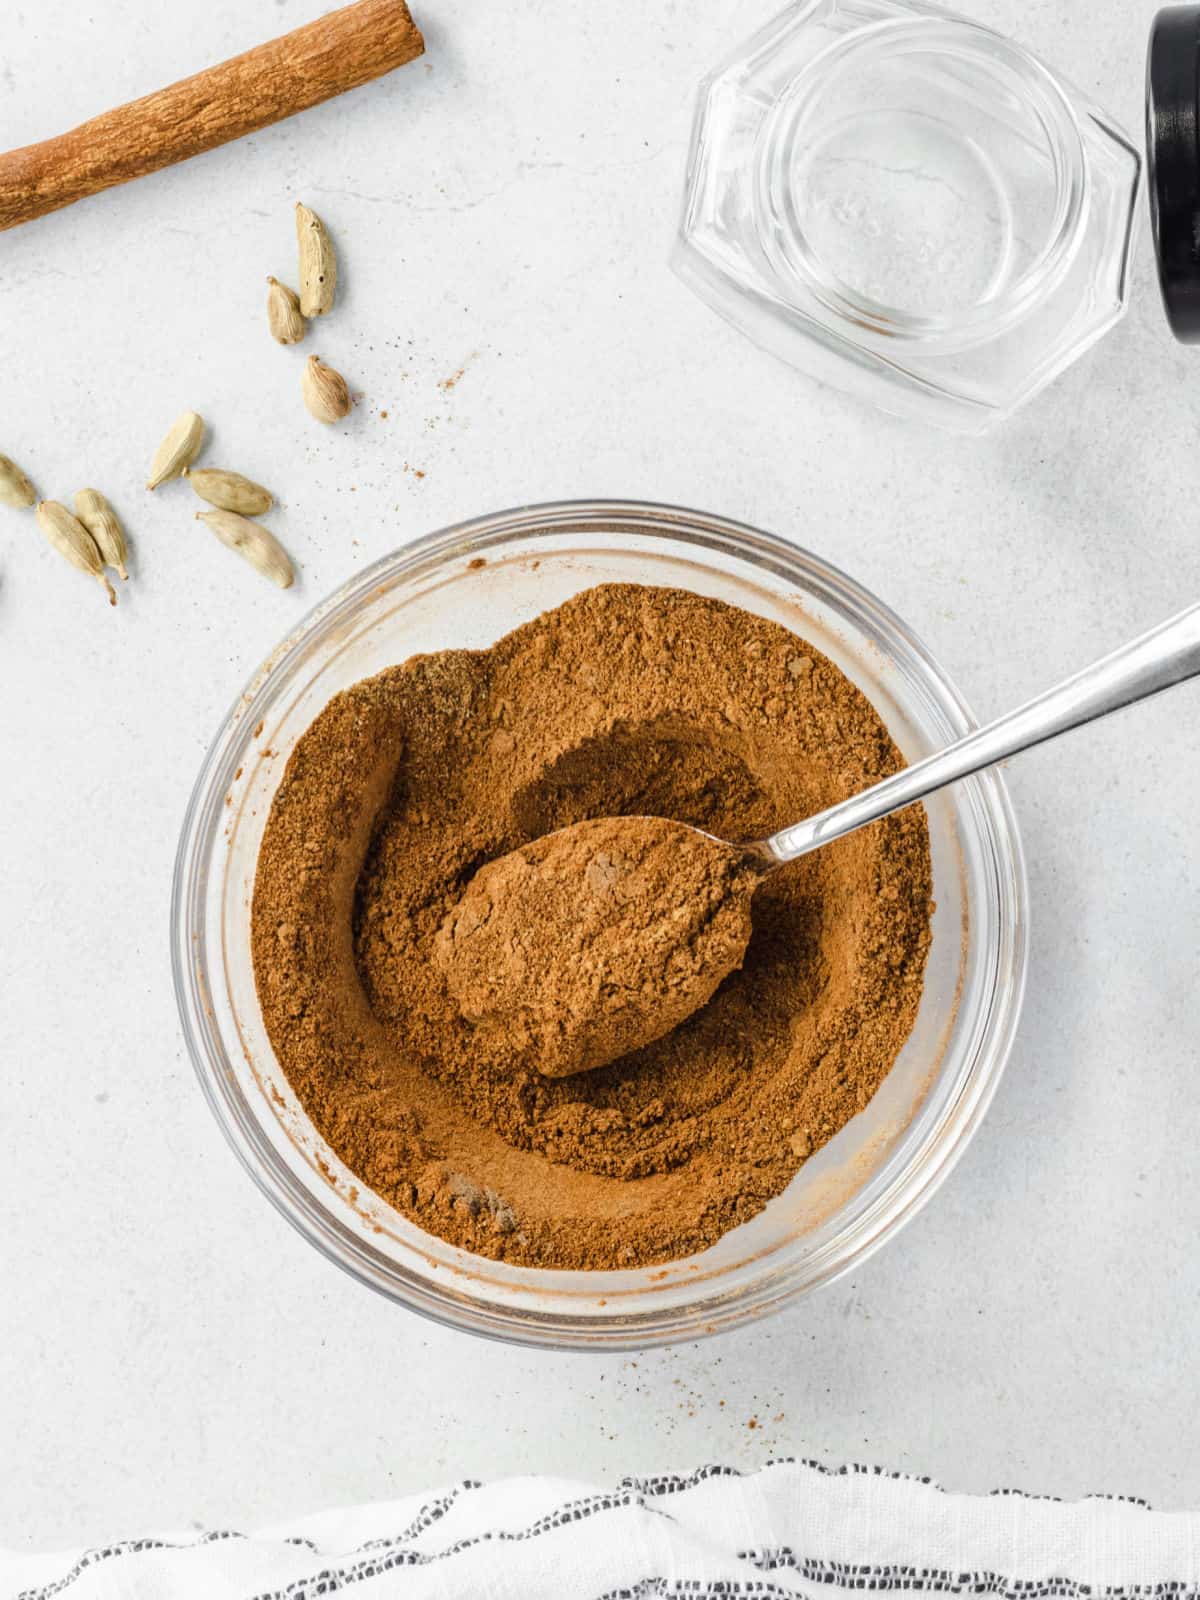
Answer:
1, 0, 1197, 1553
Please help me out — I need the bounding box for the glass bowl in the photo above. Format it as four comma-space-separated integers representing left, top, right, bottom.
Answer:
172, 500, 1027, 1349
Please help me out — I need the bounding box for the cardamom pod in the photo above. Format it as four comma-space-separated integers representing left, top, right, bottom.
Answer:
302, 354, 352, 423
267, 276, 306, 345
147, 410, 206, 489
0, 451, 36, 509
74, 488, 129, 580
295, 202, 337, 317
185, 467, 273, 516
196, 510, 294, 590
36, 501, 116, 605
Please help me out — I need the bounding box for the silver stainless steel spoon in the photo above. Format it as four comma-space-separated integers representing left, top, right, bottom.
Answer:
746, 598, 1200, 869
438, 599, 1200, 1081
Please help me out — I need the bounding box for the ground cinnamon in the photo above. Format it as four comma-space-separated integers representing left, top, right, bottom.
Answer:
251, 583, 933, 1270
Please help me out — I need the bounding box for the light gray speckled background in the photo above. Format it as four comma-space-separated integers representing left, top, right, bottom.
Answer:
1, 0, 1197, 1552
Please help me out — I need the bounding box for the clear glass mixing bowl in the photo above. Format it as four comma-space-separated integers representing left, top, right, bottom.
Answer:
172, 500, 1027, 1349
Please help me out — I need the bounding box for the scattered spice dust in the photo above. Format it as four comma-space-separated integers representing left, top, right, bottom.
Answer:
439, 353, 477, 391
251, 584, 933, 1271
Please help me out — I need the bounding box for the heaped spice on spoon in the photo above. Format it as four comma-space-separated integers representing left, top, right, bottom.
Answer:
435, 815, 762, 1078
251, 583, 933, 1270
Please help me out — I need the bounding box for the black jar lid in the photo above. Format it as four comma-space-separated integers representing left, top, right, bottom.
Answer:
1148, 4, 1200, 340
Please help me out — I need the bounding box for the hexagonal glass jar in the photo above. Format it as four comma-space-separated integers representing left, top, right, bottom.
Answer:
672, 0, 1142, 433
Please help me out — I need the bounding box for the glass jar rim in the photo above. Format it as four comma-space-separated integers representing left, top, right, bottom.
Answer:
753, 15, 1091, 348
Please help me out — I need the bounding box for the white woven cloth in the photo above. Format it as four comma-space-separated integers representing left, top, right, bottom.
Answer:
5, 1459, 1200, 1600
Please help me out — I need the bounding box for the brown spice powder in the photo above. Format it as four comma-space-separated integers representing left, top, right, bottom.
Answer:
434, 815, 762, 1078
250, 583, 933, 1270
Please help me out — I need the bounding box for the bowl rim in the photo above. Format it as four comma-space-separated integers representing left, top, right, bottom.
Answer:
171, 497, 1028, 1349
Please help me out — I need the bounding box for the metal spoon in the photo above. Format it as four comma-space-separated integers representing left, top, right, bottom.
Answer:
746, 598, 1200, 869
440, 599, 1200, 1079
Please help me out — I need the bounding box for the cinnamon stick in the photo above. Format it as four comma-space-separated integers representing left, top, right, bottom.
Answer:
0, 0, 425, 233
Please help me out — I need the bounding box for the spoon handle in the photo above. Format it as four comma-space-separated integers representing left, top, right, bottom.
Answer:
761, 599, 1200, 865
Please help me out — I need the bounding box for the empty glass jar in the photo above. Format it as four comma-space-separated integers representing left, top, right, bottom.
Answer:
673, 0, 1142, 432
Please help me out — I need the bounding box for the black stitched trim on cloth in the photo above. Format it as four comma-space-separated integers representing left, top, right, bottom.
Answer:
243, 1489, 676, 1600
16, 1530, 248, 1600
595, 1590, 1200, 1600
14, 1481, 490, 1600
619, 1460, 1156, 1510
742, 1552, 1200, 1600
18, 1488, 673, 1600
11, 1460, 1178, 1600
595, 1581, 802, 1599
